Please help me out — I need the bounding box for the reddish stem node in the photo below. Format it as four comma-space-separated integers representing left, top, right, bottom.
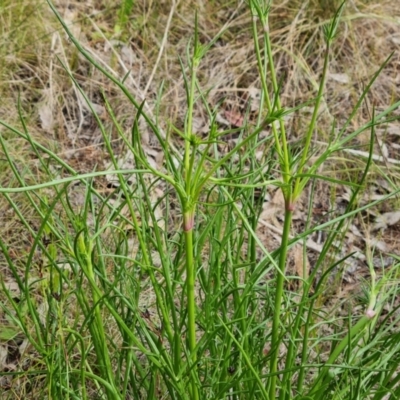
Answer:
184, 212, 194, 232
286, 201, 296, 212
365, 309, 376, 319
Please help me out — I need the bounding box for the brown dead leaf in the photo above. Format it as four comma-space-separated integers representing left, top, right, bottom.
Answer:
329, 72, 350, 84
38, 91, 54, 131
293, 243, 310, 282
373, 211, 400, 230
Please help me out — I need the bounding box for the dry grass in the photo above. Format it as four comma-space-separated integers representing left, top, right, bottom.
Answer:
1, 0, 400, 397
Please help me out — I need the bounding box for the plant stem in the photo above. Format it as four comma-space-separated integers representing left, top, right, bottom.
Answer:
181, 16, 201, 399
293, 41, 331, 199
184, 210, 199, 400
268, 203, 293, 398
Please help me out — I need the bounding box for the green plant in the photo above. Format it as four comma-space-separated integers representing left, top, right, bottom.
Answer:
249, 1, 400, 398
0, 0, 400, 399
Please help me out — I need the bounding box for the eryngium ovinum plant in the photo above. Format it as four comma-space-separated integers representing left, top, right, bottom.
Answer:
1, 0, 400, 399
